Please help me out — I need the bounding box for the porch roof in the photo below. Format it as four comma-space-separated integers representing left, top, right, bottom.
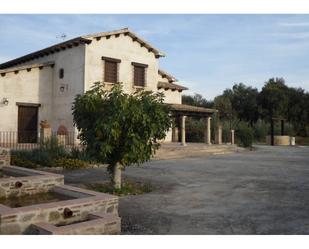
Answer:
157, 81, 188, 91
167, 104, 218, 117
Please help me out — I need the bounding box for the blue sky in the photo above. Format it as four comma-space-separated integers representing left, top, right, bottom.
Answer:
1, 14, 309, 99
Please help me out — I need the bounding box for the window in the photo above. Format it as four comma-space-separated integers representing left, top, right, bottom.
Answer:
104, 61, 118, 83
132, 62, 148, 87
102, 56, 121, 83
59, 68, 64, 79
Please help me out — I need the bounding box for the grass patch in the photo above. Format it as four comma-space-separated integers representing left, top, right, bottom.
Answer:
86, 180, 153, 196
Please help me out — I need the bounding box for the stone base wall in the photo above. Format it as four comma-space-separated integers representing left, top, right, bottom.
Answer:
0, 166, 64, 198
0, 185, 119, 235
266, 135, 291, 146
28, 213, 121, 235
0, 148, 10, 168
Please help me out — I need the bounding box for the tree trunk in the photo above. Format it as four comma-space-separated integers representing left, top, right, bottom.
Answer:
112, 163, 122, 189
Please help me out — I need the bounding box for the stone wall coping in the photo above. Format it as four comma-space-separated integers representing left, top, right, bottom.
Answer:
32, 212, 120, 234
5, 165, 62, 177
1, 166, 64, 184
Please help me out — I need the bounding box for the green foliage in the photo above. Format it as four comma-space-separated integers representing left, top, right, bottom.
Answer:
258, 78, 289, 120
11, 137, 69, 167
10, 138, 92, 169
231, 83, 259, 125
286, 87, 309, 136
70, 147, 95, 162
72, 82, 172, 169
53, 158, 88, 170
182, 93, 214, 108
86, 180, 153, 196
11, 154, 38, 169
236, 123, 253, 148
252, 120, 269, 143
214, 93, 235, 122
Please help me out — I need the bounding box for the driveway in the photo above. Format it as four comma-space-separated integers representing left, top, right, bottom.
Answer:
63, 145, 309, 234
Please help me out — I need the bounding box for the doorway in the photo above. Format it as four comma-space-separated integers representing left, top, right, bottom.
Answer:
18, 105, 39, 143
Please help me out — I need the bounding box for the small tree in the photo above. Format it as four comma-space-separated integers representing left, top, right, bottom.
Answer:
72, 82, 172, 189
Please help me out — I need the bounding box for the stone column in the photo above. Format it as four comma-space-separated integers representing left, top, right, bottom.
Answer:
215, 124, 222, 145
40, 121, 51, 144
181, 115, 187, 146
204, 116, 211, 145
230, 129, 235, 145
172, 126, 179, 143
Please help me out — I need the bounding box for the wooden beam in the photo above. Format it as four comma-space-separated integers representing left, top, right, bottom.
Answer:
96, 37, 101, 41
16, 102, 41, 107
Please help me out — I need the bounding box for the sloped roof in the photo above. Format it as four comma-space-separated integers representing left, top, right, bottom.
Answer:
0, 61, 55, 76
168, 104, 217, 115
158, 69, 178, 82
157, 81, 188, 91
0, 38, 91, 69
0, 28, 165, 70
84, 28, 165, 58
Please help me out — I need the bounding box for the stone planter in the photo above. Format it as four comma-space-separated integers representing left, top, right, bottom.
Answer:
0, 185, 119, 234
0, 166, 64, 198
28, 212, 120, 235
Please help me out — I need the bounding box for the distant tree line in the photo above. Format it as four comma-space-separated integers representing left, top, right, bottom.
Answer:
182, 78, 309, 143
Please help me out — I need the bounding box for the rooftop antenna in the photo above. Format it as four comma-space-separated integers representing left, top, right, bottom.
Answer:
56, 33, 67, 41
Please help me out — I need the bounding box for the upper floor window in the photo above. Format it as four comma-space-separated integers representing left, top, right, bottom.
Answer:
102, 56, 121, 83
132, 62, 148, 87
59, 68, 64, 79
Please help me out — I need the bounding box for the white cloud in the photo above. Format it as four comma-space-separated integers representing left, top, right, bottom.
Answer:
270, 32, 309, 39
278, 22, 309, 27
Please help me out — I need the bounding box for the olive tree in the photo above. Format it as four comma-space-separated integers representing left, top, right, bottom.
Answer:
72, 82, 172, 189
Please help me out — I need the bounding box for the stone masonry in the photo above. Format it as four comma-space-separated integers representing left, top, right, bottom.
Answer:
0, 166, 64, 198
0, 185, 119, 234
0, 148, 10, 168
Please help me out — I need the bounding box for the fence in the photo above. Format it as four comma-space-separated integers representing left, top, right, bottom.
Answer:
0, 131, 77, 150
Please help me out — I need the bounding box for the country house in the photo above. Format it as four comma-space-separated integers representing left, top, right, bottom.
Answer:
0, 28, 216, 146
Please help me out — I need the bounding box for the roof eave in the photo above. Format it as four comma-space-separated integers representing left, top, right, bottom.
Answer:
0, 37, 92, 69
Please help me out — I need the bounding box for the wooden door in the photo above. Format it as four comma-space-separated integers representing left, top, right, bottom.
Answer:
18, 106, 38, 143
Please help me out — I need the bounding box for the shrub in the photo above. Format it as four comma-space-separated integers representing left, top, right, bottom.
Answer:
236, 123, 253, 148
11, 137, 70, 168
11, 154, 38, 169
70, 147, 94, 162
86, 180, 153, 196
52, 158, 88, 170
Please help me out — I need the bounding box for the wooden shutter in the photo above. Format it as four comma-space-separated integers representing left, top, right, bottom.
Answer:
104, 61, 117, 83
134, 66, 145, 86
18, 106, 38, 143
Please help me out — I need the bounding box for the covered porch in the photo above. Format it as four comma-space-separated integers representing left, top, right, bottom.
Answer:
167, 104, 219, 146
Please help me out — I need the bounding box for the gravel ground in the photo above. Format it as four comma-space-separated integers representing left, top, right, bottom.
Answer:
63, 145, 309, 234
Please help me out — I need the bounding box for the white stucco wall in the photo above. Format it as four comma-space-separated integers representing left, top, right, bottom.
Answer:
84, 34, 159, 94
0, 33, 186, 144
158, 72, 182, 104
0, 67, 53, 136
10, 45, 86, 132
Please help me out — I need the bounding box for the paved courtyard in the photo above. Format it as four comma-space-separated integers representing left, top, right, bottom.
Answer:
64, 145, 309, 234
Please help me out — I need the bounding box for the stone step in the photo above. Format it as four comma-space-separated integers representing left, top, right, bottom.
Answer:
154, 144, 244, 160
